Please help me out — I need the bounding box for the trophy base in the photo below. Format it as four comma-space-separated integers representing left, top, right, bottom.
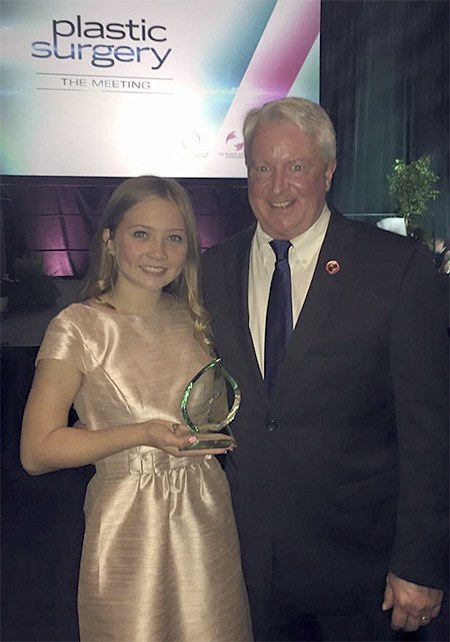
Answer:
181, 432, 236, 451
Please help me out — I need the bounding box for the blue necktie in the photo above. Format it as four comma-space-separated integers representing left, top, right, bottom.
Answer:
264, 239, 293, 394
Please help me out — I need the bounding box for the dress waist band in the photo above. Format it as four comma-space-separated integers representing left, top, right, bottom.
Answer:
95, 446, 206, 476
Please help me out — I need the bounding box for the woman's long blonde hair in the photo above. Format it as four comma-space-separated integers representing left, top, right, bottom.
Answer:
79, 175, 213, 353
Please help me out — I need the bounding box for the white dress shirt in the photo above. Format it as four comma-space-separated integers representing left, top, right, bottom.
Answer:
248, 205, 331, 376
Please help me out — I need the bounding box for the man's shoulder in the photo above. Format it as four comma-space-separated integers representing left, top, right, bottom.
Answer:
333, 210, 421, 253
202, 225, 255, 263
330, 212, 438, 283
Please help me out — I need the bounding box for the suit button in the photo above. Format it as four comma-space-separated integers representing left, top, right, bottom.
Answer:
266, 418, 278, 432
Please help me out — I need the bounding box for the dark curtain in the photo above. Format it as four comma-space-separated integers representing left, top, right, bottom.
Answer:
321, 0, 449, 240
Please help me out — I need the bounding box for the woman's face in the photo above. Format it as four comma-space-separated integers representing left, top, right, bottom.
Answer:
104, 197, 188, 296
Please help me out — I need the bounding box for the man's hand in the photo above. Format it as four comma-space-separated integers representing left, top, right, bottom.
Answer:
382, 571, 443, 631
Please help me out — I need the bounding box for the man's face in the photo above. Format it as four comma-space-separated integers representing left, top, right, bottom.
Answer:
247, 119, 336, 240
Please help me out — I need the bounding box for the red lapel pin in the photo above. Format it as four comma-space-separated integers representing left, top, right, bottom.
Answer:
325, 259, 340, 275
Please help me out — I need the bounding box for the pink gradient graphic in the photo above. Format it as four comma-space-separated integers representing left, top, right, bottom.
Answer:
242, 0, 320, 97
214, 0, 320, 148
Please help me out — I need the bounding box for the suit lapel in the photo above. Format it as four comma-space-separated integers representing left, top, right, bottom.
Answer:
278, 212, 356, 377
223, 226, 267, 393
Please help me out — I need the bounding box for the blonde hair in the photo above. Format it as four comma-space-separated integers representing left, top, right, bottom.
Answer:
79, 175, 213, 353
243, 96, 336, 166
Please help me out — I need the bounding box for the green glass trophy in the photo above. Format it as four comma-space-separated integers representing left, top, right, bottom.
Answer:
180, 358, 240, 450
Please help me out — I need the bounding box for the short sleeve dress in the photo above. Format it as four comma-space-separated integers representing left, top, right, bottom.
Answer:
36, 299, 252, 642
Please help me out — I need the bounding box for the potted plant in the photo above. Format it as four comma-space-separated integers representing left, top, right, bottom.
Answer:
3, 255, 59, 312
387, 155, 440, 246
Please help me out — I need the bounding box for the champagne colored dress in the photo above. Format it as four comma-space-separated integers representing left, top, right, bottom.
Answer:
37, 299, 252, 642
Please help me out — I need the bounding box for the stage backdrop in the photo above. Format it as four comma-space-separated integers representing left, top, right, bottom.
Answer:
1, 0, 320, 178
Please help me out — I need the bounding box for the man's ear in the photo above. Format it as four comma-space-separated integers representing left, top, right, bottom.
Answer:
325, 161, 337, 192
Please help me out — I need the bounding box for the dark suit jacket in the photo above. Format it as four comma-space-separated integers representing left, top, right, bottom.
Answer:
202, 211, 448, 629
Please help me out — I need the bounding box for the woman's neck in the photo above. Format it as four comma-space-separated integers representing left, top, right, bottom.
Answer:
101, 287, 171, 315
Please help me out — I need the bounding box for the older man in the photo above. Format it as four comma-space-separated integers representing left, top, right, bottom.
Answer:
202, 97, 448, 641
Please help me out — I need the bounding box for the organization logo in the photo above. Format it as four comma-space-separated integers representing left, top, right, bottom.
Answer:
225, 131, 244, 152
181, 131, 208, 158
218, 130, 244, 161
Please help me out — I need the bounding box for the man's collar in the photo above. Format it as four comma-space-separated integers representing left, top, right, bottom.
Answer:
253, 204, 331, 262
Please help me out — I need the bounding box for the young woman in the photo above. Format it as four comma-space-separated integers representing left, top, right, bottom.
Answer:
21, 176, 252, 642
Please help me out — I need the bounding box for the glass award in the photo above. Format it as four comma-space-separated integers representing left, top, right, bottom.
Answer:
180, 358, 240, 450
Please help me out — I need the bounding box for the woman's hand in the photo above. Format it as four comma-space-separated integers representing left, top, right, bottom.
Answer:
144, 420, 230, 457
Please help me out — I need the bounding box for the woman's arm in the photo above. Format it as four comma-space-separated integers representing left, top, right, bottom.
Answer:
21, 358, 222, 476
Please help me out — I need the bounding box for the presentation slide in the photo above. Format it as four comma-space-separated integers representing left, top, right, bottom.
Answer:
1, 0, 320, 178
